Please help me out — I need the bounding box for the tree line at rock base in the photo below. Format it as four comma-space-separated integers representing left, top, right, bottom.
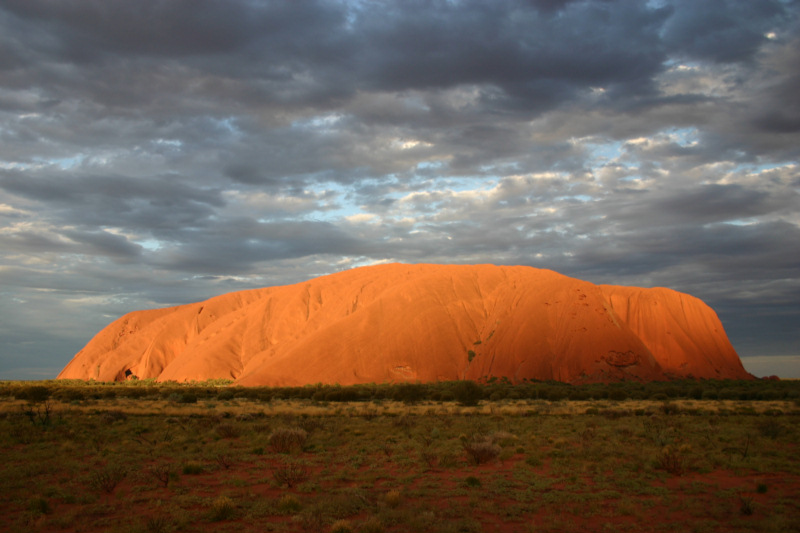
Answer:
4, 377, 799, 407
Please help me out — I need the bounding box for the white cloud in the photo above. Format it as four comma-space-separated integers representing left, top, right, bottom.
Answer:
344, 213, 376, 223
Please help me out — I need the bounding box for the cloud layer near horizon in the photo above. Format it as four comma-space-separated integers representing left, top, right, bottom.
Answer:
1, 0, 799, 379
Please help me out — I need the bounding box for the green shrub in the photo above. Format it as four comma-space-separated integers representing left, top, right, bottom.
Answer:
100, 410, 127, 424
145, 516, 173, 533
608, 389, 628, 401
147, 464, 175, 488
54, 388, 85, 402
543, 387, 568, 401
358, 516, 384, 533
269, 426, 308, 453
179, 393, 198, 404
463, 436, 501, 465
208, 496, 236, 521
16, 385, 51, 403
525, 455, 542, 467
88, 464, 127, 494
331, 519, 354, 533
660, 402, 680, 415
214, 454, 234, 470
182, 462, 205, 475
757, 419, 785, 439
216, 389, 236, 401
739, 495, 754, 516
392, 383, 427, 404
464, 476, 482, 487
277, 494, 302, 513
117, 387, 149, 399
28, 497, 51, 515
273, 460, 309, 488
296, 508, 326, 530
215, 423, 240, 439
452, 380, 483, 407
383, 490, 401, 509
655, 444, 688, 475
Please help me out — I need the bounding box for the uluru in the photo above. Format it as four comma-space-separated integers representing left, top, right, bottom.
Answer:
57, 263, 752, 385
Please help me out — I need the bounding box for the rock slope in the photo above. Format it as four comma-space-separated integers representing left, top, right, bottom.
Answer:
57, 263, 752, 385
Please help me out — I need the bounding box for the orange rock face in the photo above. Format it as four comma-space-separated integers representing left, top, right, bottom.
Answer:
57, 263, 752, 385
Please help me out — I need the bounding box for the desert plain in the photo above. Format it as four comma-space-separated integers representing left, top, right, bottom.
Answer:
2, 378, 799, 533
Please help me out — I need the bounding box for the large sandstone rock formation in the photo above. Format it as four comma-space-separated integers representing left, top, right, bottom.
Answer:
57, 263, 752, 385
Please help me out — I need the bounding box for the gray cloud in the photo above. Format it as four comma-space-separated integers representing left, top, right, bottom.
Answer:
1, 0, 799, 379
661, 0, 786, 63
151, 219, 368, 274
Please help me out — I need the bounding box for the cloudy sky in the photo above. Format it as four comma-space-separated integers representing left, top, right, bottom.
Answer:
1, 0, 799, 380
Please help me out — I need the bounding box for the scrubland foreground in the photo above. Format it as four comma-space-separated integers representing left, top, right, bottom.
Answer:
1, 380, 799, 533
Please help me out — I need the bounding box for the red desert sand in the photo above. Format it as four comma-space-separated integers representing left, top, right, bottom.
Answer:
58, 263, 752, 385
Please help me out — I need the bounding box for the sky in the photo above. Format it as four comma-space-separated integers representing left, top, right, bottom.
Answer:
1, 0, 799, 381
